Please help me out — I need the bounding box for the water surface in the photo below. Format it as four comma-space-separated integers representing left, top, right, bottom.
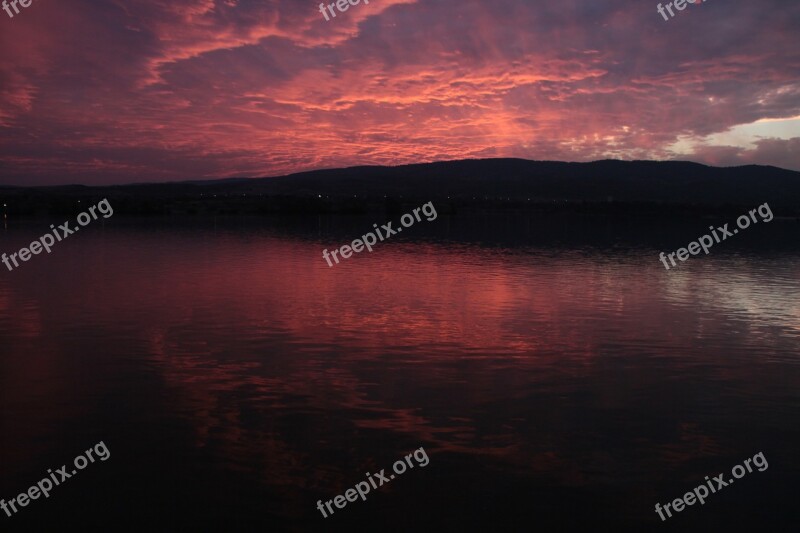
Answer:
1, 215, 798, 531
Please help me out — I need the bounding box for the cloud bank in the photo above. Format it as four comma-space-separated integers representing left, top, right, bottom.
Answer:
0, 0, 798, 184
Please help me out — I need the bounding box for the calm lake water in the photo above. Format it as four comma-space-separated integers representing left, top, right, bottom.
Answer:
1, 214, 799, 532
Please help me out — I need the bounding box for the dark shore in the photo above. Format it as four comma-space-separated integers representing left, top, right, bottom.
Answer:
2, 159, 800, 219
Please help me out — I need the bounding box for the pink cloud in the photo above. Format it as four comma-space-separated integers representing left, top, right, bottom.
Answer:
0, 0, 798, 184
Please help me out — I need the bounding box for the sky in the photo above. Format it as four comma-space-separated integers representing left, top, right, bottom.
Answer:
0, 0, 798, 186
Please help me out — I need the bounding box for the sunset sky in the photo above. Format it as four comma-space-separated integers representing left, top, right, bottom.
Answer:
1, 0, 798, 185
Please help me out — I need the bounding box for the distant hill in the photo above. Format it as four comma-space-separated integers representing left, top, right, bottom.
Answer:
2, 159, 799, 216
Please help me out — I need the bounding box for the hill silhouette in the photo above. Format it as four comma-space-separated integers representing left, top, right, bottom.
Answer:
2, 159, 799, 217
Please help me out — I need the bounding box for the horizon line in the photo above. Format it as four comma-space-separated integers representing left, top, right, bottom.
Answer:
0, 157, 795, 190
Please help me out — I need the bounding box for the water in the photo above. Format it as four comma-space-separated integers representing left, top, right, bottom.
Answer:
1, 214, 798, 531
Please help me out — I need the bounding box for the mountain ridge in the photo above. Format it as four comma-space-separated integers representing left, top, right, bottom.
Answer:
2, 159, 799, 216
